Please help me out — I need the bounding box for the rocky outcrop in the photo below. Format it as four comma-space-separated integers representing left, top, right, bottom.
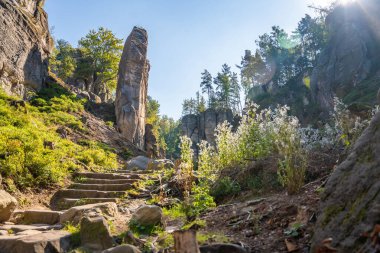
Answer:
181, 108, 237, 156
311, 0, 380, 111
115, 27, 150, 150
0, 0, 53, 97
311, 111, 380, 252
0, 190, 17, 222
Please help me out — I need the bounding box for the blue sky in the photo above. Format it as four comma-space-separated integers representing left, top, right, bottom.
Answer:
45, 0, 332, 119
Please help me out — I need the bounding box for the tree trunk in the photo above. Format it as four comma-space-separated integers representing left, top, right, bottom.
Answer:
173, 230, 200, 253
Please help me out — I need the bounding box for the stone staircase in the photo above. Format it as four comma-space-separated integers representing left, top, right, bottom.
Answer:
50, 169, 151, 210
0, 167, 155, 253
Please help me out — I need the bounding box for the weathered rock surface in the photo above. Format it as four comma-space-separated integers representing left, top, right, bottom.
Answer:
199, 243, 248, 253
311, 111, 380, 252
0, 0, 53, 97
311, 0, 380, 111
131, 205, 162, 227
80, 216, 113, 251
0, 190, 18, 222
126, 156, 173, 170
102, 244, 141, 253
0, 230, 72, 253
16, 210, 62, 225
145, 123, 159, 158
60, 202, 118, 225
181, 108, 237, 156
115, 26, 150, 150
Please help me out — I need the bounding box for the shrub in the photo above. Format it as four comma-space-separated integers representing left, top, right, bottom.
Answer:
211, 177, 241, 200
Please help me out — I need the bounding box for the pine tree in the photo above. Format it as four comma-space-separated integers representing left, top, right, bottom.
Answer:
200, 70, 214, 108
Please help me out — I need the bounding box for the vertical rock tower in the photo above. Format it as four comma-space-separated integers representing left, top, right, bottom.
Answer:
115, 27, 150, 150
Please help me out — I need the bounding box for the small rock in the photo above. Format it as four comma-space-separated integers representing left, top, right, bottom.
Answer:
80, 216, 113, 251
102, 244, 141, 253
0, 190, 18, 222
199, 243, 248, 253
131, 205, 162, 227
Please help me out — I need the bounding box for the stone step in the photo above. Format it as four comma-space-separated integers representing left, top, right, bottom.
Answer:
12, 210, 63, 225
58, 198, 118, 210
80, 178, 139, 184
115, 169, 153, 174
0, 224, 63, 233
75, 172, 142, 180
69, 183, 133, 191
50, 189, 125, 210
0, 230, 71, 253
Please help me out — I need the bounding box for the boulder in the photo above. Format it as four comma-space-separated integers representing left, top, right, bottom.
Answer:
0, 190, 18, 222
115, 26, 150, 150
311, 111, 380, 252
102, 244, 141, 253
199, 244, 248, 253
60, 202, 118, 225
0, 0, 53, 97
131, 205, 162, 227
126, 156, 173, 170
80, 216, 113, 251
0, 230, 72, 253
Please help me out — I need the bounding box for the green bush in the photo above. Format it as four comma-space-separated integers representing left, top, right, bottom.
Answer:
211, 177, 241, 200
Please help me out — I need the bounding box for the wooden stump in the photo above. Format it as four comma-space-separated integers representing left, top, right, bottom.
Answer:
173, 230, 200, 253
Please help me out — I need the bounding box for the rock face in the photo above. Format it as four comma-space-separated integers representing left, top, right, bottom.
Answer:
115, 27, 150, 150
0, 0, 53, 97
0, 190, 17, 222
311, 111, 380, 252
145, 124, 160, 158
311, 0, 380, 111
131, 205, 162, 227
181, 108, 237, 156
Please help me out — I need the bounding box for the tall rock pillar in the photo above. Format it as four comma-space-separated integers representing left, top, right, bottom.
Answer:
115, 27, 150, 149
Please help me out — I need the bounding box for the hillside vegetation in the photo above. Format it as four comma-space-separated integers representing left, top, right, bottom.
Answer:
0, 84, 119, 192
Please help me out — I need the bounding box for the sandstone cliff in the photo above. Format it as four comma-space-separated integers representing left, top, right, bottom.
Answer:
115, 27, 150, 150
311, 0, 380, 111
181, 108, 237, 155
0, 0, 53, 97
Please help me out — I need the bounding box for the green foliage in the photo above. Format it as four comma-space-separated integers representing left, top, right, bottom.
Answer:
50, 40, 77, 81
191, 105, 307, 196
76, 27, 123, 92
129, 219, 163, 236
64, 222, 81, 246
158, 115, 181, 159
210, 177, 241, 200
0, 88, 118, 191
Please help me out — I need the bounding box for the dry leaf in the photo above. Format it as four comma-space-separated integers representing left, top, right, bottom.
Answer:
285, 239, 299, 252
